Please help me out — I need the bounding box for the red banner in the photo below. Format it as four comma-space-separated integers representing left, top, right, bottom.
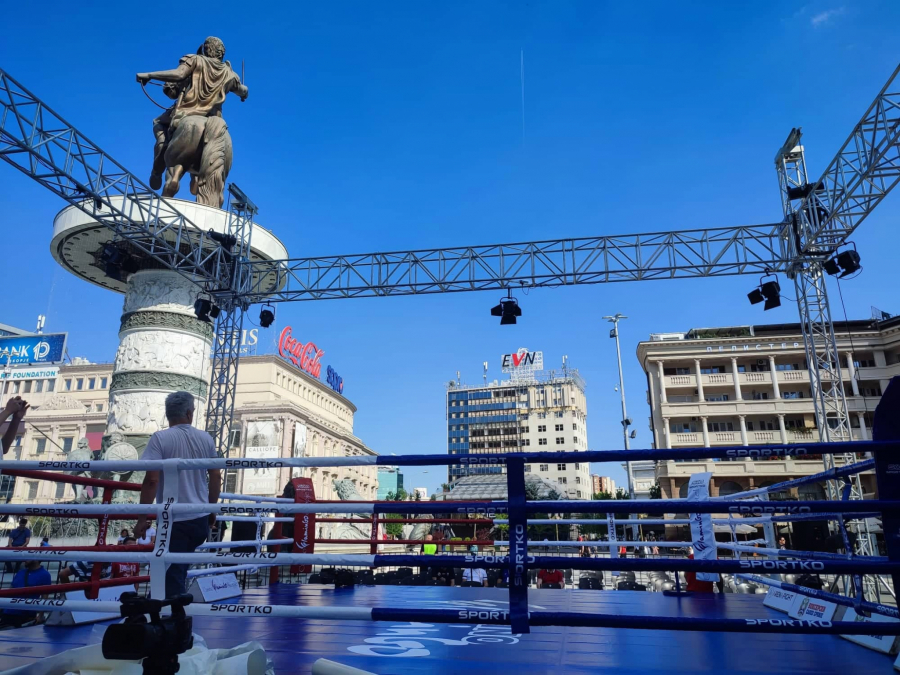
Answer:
291, 477, 316, 573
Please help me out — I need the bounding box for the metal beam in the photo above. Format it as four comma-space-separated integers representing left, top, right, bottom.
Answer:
242, 224, 786, 303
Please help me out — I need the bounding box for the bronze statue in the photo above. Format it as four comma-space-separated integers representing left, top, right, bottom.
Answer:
136, 37, 248, 207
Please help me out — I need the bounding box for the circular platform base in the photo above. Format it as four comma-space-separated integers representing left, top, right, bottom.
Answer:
50, 197, 289, 294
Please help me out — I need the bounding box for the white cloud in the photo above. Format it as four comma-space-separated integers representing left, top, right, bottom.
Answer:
811, 7, 845, 27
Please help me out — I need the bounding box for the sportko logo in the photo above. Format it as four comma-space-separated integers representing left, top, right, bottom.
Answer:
728, 506, 811, 515
725, 448, 808, 458
211, 604, 273, 614
24, 508, 79, 516
37, 461, 90, 470
746, 619, 831, 627
739, 560, 825, 571
225, 459, 284, 469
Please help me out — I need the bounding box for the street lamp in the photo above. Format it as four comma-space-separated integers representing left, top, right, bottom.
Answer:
603, 313, 638, 540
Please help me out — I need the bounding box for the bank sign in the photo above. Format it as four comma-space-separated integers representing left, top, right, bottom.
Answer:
0, 334, 66, 366
278, 326, 345, 394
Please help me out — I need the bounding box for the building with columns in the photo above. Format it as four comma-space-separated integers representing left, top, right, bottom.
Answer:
3, 353, 378, 505
637, 319, 896, 451
636, 319, 886, 518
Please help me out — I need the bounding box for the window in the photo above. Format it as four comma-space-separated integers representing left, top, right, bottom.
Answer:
572, 423, 577, 431
555, 437, 564, 444
521, 439, 530, 446
65, 379, 72, 391
537, 413, 546, 419
860, 384, 883, 397
750, 362, 770, 372
854, 358, 876, 369
751, 392, 769, 400
558, 477, 567, 484
539, 464, 548, 471
11, 382, 19, 394
47, 379, 55, 392
34, 438, 46, 455
782, 391, 804, 399
34, 380, 43, 393
23, 381, 32, 394
557, 463, 565, 471
575, 463, 580, 470
575, 476, 581, 484
776, 363, 802, 371
555, 424, 563, 431
573, 436, 579, 443
537, 425, 546, 432
555, 412, 563, 418
88, 378, 96, 390
706, 394, 729, 402
700, 365, 726, 374
520, 426, 529, 433
664, 367, 692, 376
577, 490, 582, 498
100, 377, 108, 389
62, 437, 73, 453
55, 483, 66, 499
76, 378, 84, 390
95, 403, 104, 412
538, 439, 547, 446
708, 422, 734, 432
27, 482, 38, 500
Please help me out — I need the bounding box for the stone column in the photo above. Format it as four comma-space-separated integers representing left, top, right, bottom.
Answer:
656, 361, 667, 403
857, 413, 868, 441
846, 352, 860, 396
738, 415, 748, 447
662, 417, 671, 449
777, 414, 787, 444
731, 358, 742, 400
107, 270, 213, 454
768, 355, 780, 400
700, 416, 710, 448
694, 359, 705, 402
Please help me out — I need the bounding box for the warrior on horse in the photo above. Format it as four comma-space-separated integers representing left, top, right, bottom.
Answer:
136, 36, 248, 207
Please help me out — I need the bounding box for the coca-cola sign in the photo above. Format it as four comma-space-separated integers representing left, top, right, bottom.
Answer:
278, 326, 324, 378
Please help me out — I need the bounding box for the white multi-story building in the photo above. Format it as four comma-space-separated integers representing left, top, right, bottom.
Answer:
447, 352, 591, 499
634, 319, 886, 515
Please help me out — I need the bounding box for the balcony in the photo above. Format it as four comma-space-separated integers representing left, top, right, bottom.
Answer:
665, 375, 695, 387
660, 398, 815, 416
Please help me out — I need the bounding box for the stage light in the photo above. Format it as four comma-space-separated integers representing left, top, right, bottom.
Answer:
491, 291, 522, 325
194, 296, 220, 323
836, 250, 861, 277
823, 258, 841, 276
100, 243, 140, 282
259, 305, 275, 328
747, 289, 764, 305
208, 229, 237, 251
760, 280, 781, 311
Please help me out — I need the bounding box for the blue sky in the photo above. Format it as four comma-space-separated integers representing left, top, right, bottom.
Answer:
1, 2, 899, 495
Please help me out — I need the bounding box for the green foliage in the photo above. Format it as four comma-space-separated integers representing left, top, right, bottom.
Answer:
383, 514, 404, 538
415, 491, 422, 502
649, 482, 662, 499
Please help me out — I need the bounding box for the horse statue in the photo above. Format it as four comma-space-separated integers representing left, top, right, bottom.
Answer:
136, 36, 248, 207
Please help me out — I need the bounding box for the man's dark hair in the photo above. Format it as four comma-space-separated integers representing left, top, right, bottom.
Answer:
123, 536, 137, 545
18, 518, 26, 526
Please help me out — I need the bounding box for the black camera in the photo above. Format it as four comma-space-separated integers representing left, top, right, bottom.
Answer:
102, 592, 194, 674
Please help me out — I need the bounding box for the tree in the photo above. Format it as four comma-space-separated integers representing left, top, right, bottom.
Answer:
385, 491, 395, 502
415, 491, 422, 502
383, 514, 404, 538
395, 488, 408, 502
649, 482, 662, 499
429, 494, 437, 502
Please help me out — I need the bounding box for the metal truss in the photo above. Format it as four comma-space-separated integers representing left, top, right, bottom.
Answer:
789, 64, 900, 255
776, 132, 875, 565
0, 69, 223, 286
205, 188, 256, 488
242, 224, 786, 303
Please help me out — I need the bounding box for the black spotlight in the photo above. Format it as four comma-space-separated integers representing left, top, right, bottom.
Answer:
194, 296, 220, 323
760, 280, 781, 310
100, 243, 139, 282
823, 257, 841, 276
259, 304, 275, 328
747, 288, 764, 305
490, 291, 522, 325
835, 249, 861, 277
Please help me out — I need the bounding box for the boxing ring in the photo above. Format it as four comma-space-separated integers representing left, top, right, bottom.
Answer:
0, 411, 897, 672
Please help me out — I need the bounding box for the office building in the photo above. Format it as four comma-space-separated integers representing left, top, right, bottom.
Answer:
447, 349, 591, 499
377, 467, 404, 500
591, 474, 616, 496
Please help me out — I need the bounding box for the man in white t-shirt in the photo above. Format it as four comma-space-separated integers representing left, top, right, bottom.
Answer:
463, 567, 488, 586
134, 391, 221, 598
137, 526, 156, 546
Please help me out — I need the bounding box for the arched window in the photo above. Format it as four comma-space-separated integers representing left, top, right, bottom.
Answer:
717, 481, 743, 497
758, 480, 790, 501
678, 482, 689, 498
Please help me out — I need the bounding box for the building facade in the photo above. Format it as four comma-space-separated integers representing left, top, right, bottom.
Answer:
4, 353, 378, 505
635, 319, 887, 518
591, 474, 617, 496
377, 467, 404, 500
447, 354, 591, 499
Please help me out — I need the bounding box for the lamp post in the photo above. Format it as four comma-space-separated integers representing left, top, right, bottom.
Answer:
603, 313, 638, 540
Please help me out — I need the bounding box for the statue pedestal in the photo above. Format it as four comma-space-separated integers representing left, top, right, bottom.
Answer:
49, 197, 289, 455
